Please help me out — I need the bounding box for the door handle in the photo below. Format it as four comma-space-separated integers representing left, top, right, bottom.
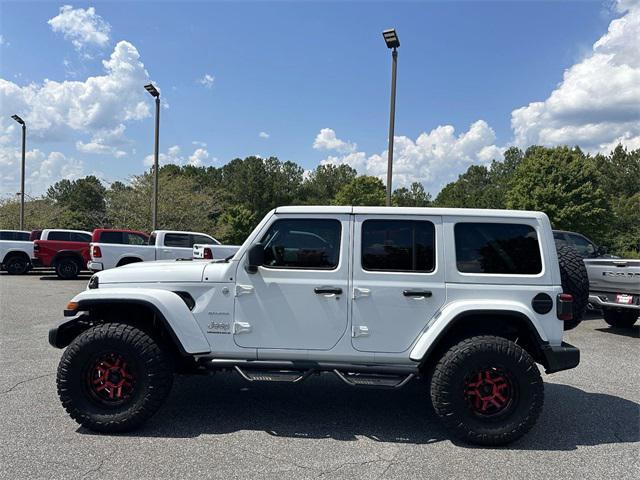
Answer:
403, 290, 432, 298
314, 287, 342, 295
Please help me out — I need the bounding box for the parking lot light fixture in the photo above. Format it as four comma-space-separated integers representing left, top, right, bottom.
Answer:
382, 29, 399, 207
11, 114, 26, 230
144, 83, 161, 230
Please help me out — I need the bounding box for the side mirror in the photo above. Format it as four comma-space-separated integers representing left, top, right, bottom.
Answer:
597, 245, 608, 256
246, 243, 265, 274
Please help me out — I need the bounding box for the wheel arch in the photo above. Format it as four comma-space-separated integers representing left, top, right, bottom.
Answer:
116, 256, 144, 267
2, 249, 31, 265
413, 308, 550, 372
49, 291, 211, 357
52, 250, 84, 267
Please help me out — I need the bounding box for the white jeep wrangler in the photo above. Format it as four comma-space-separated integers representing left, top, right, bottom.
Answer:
50, 206, 583, 445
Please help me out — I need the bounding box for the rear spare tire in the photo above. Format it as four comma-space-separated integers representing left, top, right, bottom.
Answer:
557, 245, 589, 330
603, 309, 639, 328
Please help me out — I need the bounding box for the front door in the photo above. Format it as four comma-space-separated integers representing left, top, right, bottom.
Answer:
351, 215, 446, 353
233, 215, 350, 350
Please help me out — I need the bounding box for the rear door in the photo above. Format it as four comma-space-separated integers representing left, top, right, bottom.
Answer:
351, 215, 446, 353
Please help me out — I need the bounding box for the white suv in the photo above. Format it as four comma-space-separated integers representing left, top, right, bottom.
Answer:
49, 206, 582, 445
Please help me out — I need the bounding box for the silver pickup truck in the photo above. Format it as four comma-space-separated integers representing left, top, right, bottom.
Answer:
553, 230, 639, 328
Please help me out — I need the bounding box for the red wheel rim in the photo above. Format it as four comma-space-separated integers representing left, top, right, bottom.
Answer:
464, 367, 515, 417
86, 352, 136, 405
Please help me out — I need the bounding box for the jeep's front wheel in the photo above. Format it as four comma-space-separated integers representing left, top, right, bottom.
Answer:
430, 336, 543, 446
57, 323, 173, 432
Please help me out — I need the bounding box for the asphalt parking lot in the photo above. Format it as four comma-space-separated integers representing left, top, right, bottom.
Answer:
1, 271, 638, 480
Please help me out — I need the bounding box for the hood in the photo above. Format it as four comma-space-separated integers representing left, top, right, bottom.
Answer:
97, 260, 209, 284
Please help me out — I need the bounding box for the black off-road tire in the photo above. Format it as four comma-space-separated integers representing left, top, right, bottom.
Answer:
55, 257, 81, 280
603, 309, 639, 328
4, 254, 29, 275
430, 335, 544, 446
57, 323, 174, 433
557, 245, 589, 330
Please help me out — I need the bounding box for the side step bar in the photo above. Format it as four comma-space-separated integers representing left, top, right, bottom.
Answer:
227, 363, 417, 389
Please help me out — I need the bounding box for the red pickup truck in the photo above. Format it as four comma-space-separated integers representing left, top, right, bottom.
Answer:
34, 228, 150, 279
33, 229, 92, 279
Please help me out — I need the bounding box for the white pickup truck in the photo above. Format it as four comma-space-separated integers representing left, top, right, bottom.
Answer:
89, 230, 225, 272
193, 243, 241, 260
0, 230, 33, 274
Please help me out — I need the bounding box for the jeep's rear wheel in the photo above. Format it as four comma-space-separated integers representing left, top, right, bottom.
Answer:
603, 308, 639, 328
430, 335, 543, 446
55, 258, 81, 280
57, 323, 173, 432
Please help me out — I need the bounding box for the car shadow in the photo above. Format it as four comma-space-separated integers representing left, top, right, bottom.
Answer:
80, 374, 639, 451
38, 274, 91, 281
595, 326, 640, 338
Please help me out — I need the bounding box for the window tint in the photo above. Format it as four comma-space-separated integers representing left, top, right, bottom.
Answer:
125, 233, 147, 245
70, 232, 91, 242
260, 219, 341, 269
192, 234, 215, 246
164, 233, 191, 248
0, 231, 29, 241
48, 231, 71, 241
569, 234, 596, 258
361, 220, 436, 272
99, 231, 124, 244
455, 223, 542, 274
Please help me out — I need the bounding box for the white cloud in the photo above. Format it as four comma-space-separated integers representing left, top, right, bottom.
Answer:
188, 148, 210, 166
319, 121, 502, 193
48, 5, 111, 50
313, 128, 356, 153
198, 74, 215, 89
192, 140, 207, 147
144, 145, 214, 167
511, 0, 640, 151
76, 124, 128, 157
0, 35, 8, 47
0, 41, 151, 144
259, 131, 270, 139
0, 149, 84, 196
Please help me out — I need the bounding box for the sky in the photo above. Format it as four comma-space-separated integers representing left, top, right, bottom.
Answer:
0, 0, 639, 198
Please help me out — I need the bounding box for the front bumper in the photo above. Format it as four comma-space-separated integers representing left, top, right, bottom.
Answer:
541, 342, 580, 373
87, 261, 104, 272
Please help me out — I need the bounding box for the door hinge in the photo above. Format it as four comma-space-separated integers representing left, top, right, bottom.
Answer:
235, 285, 254, 297
353, 287, 371, 299
352, 325, 369, 338
234, 321, 252, 334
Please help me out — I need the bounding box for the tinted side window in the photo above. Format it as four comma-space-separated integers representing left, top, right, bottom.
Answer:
16, 232, 30, 241
125, 233, 147, 245
48, 231, 71, 241
260, 219, 341, 269
455, 223, 542, 274
164, 233, 191, 248
569, 234, 596, 258
361, 220, 435, 272
70, 232, 91, 242
0, 232, 11, 240
99, 231, 124, 244
192, 234, 215, 246
553, 232, 568, 247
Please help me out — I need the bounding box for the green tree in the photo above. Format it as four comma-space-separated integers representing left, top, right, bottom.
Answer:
216, 204, 257, 244
334, 176, 386, 206
506, 146, 609, 240
46, 175, 107, 229
300, 164, 358, 204
434, 165, 495, 208
392, 182, 432, 207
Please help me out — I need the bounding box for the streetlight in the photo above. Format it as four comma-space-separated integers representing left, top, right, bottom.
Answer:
11, 114, 26, 230
382, 28, 400, 207
144, 83, 160, 230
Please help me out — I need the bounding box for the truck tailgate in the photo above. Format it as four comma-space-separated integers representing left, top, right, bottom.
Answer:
585, 259, 640, 295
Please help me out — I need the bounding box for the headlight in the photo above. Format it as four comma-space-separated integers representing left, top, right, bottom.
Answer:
88, 275, 99, 289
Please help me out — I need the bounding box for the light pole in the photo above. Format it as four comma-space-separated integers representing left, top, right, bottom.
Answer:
144, 83, 160, 230
11, 114, 26, 229
382, 28, 400, 207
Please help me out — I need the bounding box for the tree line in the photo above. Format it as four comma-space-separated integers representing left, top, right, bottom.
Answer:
0, 144, 638, 256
